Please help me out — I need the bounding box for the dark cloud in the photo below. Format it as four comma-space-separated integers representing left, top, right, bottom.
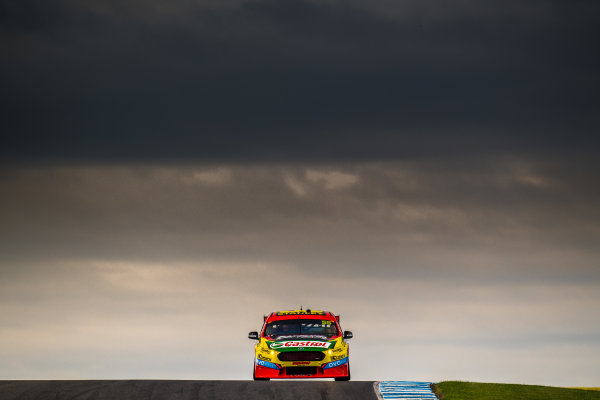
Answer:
1, 160, 598, 284
1, 0, 599, 163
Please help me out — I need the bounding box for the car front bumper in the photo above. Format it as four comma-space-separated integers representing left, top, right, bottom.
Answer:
254, 357, 349, 379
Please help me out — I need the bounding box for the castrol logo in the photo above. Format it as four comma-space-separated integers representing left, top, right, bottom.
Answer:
270, 341, 332, 349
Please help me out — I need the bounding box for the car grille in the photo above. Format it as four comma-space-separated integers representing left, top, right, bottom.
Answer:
285, 367, 318, 376
278, 351, 325, 361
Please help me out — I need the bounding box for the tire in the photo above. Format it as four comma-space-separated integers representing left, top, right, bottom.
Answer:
252, 359, 270, 381
334, 364, 351, 381
253, 370, 270, 381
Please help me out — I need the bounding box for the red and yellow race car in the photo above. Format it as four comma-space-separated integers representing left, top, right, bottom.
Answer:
248, 309, 353, 381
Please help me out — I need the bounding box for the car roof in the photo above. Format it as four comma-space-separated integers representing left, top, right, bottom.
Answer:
265, 309, 338, 322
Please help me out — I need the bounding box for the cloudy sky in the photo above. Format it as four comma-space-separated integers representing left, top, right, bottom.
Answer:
1, 0, 599, 386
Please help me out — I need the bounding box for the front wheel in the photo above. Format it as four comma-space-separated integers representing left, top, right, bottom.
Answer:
253, 371, 270, 381
334, 365, 351, 381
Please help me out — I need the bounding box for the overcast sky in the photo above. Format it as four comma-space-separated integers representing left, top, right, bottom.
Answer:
1, 0, 599, 386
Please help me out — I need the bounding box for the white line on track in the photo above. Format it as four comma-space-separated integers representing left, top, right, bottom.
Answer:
375, 381, 437, 400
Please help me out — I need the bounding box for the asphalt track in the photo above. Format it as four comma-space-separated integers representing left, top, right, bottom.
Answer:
0, 380, 380, 400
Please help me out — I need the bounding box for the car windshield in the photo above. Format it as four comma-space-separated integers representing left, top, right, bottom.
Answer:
263, 319, 339, 337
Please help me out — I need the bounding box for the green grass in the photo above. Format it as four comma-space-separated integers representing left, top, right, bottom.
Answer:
432, 381, 600, 400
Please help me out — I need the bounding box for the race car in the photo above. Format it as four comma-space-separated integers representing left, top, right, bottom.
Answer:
248, 309, 353, 381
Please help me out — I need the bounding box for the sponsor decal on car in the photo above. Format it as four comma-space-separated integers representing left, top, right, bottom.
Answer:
257, 354, 271, 361
292, 361, 311, 365
274, 334, 329, 341
322, 357, 348, 370
256, 358, 280, 370
270, 341, 333, 350
276, 311, 325, 315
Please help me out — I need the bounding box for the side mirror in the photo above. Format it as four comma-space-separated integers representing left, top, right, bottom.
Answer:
343, 331, 353, 340
248, 331, 259, 340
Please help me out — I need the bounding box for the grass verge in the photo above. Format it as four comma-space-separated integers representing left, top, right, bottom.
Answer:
432, 381, 600, 400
